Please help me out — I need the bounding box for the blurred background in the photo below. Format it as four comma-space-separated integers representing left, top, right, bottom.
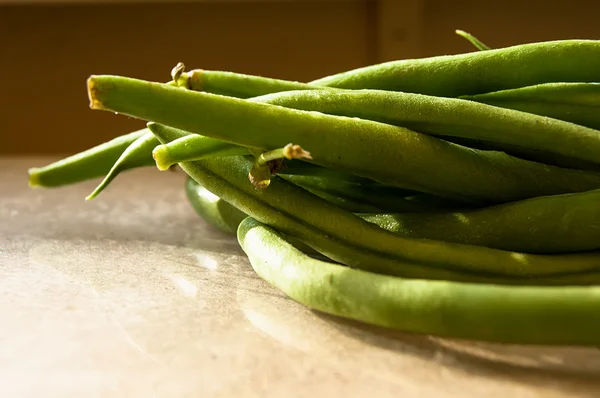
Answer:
1, 0, 599, 156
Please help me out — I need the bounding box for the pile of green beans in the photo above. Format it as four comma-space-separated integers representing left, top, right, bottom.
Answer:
28, 31, 600, 346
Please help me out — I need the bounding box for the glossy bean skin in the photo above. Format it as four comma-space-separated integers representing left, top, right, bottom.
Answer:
237, 217, 600, 346
252, 88, 600, 168
185, 177, 322, 256
185, 176, 248, 235
88, 76, 600, 205
310, 40, 600, 97
28, 129, 148, 188
148, 127, 600, 279
360, 188, 600, 254
461, 83, 600, 130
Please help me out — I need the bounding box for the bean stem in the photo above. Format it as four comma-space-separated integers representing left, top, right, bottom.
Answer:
455, 29, 491, 51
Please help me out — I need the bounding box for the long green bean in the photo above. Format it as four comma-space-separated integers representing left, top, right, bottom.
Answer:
238, 217, 600, 346
360, 188, 600, 254
310, 40, 600, 96
185, 69, 329, 99
251, 88, 600, 168
461, 83, 600, 130
152, 133, 251, 171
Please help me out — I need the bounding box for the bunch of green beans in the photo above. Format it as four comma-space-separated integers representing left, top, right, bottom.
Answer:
28, 31, 600, 346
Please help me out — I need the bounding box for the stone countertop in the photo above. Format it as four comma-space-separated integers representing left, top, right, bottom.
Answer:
1, 156, 599, 398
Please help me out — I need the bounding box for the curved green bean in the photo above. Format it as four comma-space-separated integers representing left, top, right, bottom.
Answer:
237, 217, 600, 346
360, 188, 600, 254
28, 129, 148, 188
310, 40, 600, 96
88, 76, 600, 204
461, 83, 600, 130
86, 131, 159, 200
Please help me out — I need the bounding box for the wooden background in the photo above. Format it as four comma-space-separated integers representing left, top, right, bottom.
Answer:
1, 0, 599, 155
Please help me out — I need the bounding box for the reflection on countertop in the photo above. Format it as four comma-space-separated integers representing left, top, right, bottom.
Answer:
1, 157, 600, 398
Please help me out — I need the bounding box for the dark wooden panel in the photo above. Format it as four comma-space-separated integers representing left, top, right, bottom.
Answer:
422, 0, 600, 56
0, 1, 371, 155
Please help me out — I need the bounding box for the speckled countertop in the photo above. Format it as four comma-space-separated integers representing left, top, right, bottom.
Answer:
1, 156, 599, 398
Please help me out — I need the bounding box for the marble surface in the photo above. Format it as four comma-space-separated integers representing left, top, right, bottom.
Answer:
1, 156, 600, 398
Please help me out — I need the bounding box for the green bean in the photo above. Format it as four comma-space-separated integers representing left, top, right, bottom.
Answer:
461, 83, 600, 130
148, 129, 600, 279
28, 128, 148, 188
237, 217, 600, 346
85, 131, 159, 200
310, 40, 600, 97
153, 133, 251, 171
360, 188, 600, 254
184, 69, 329, 99
88, 75, 600, 204
251, 88, 600, 168
455, 29, 491, 51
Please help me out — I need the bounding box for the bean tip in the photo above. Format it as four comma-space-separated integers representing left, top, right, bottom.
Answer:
152, 145, 174, 171
187, 69, 203, 91
86, 75, 105, 110
27, 168, 43, 188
